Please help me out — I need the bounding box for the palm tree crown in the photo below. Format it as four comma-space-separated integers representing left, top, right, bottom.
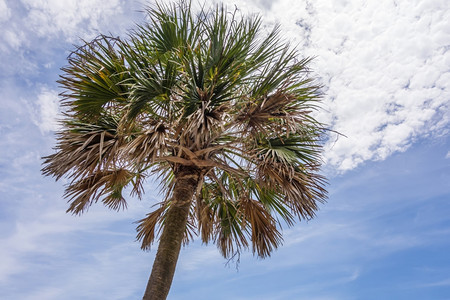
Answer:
42, 1, 328, 298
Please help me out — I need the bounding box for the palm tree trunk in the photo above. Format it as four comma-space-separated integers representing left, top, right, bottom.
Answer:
142, 168, 201, 300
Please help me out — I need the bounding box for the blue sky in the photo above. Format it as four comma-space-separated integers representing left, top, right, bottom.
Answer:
0, 0, 449, 299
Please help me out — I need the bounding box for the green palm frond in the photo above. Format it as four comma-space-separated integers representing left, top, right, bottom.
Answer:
143, 1, 200, 54
58, 36, 129, 120
256, 134, 323, 166
124, 55, 180, 120
247, 179, 295, 227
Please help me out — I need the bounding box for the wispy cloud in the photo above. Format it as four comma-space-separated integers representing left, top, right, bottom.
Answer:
20, 0, 124, 41
0, 0, 10, 22
30, 87, 61, 133
421, 278, 450, 287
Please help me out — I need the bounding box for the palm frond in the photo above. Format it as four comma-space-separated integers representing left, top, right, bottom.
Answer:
58, 36, 129, 120
255, 160, 327, 220
198, 175, 248, 258
123, 121, 168, 165
64, 168, 132, 215
124, 56, 180, 120
42, 117, 122, 181
136, 205, 168, 250
238, 197, 283, 258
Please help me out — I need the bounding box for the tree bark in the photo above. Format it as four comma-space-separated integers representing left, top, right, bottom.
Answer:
142, 168, 201, 300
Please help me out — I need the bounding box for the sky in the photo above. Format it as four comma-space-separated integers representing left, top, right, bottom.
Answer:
0, 0, 449, 299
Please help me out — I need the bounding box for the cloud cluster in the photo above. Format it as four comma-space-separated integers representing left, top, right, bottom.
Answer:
280, 0, 450, 171
0, 0, 10, 22
32, 88, 60, 133
309, 0, 450, 171
0, 0, 135, 78
20, 0, 124, 40
223, 0, 450, 171
0, 1, 22, 53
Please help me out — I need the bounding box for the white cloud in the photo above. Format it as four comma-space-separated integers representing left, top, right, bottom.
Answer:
0, 1, 24, 53
2, 29, 25, 50
0, 0, 10, 22
255, 1, 450, 171
20, 0, 125, 41
31, 87, 61, 133
300, 0, 450, 171
422, 278, 450, 287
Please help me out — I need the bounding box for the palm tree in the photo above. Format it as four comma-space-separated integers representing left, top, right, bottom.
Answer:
42, 1, 328, 299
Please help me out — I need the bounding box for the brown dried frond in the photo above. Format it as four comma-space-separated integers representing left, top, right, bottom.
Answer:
256, 161, 327, 220
286, 171, 327, 219
238, 197, 283, 258
130, 170, 146, 199
65, 168, 132, 215
123, 122, 168, 164
42, 127, 121, 181
237, 91, 297, 135
136, 205, 167, 251
137, 203, 198, 250
184, 209, 198, 246
181, 103, 225, 151
215, 223, 249, 259
153, 162, 175, 202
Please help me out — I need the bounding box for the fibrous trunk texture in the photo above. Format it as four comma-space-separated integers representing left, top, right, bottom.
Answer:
142, 168, 200, 300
